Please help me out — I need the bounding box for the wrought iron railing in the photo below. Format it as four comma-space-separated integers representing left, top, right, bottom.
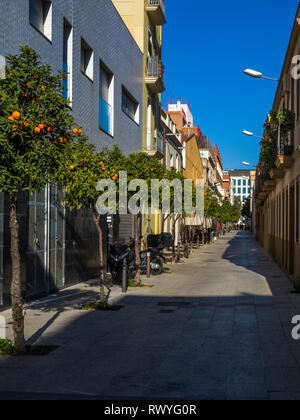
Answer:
277, 144, 294, 155
147, 56, 164, 82
155, 131, 164, 154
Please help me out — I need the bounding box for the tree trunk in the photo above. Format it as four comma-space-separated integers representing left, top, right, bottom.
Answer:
10, 196, 25, 354
93, 210, 105, 305
171, 215, 176, 265
134, 214, 141, 284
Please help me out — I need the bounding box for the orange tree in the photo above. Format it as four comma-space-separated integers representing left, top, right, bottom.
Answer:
204, 188, 220, 220
56, 144, 127, 306
0, 46, 83, 353
123, 152, 166, 284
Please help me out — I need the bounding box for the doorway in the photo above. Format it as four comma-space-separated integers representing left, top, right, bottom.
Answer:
27, 185, 65, 298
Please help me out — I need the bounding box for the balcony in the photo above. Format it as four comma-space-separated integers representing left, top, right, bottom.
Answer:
144, 130, 164, 158
275, 144, 294, 171
145, 56, 165, 94
146, 0, 166, 26
155, 130, 164, 155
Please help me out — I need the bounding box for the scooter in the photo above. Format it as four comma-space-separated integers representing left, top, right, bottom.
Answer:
109, 241, 129, 283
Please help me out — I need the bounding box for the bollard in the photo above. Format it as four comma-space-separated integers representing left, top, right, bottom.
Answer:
122, 257, 128, 293
146, 251, 151, 278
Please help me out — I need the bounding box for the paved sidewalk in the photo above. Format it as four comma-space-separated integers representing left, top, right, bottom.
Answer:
1, 232, 300, 400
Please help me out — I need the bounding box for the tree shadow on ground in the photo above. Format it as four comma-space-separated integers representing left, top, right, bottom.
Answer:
0, 232, 300, 400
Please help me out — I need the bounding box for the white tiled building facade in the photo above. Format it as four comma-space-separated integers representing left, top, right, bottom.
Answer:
230, 170, 251, 204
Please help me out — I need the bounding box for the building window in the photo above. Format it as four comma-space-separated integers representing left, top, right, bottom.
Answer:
238, 180, 241, 186
248, 180, 251, 186
248, 188, 251, 194
243, 179, 246, 186
81, 39, 93, 81
243, 188, 246, 194
29, 0, 52, 41
122, 87, 139, 124
238, 188, 241, 194
63, 19, 72, 102
99, 63, 113, 135
233, 188, 236, 194
233, 180, 236, 186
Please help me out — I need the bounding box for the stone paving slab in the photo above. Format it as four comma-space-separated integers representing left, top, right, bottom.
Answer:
1, 231, 300, 400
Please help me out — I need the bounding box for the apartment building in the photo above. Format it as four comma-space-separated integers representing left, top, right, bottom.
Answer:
199, 136, 216, 191
0, 0, 143, 307
230, 170, 252, 204
213, 146, 225, 199
183, 134, 204, 227
111, 0, 166, 158
222, 171, 231, 202
161, 108, 183, 172
255, 4, 300, 287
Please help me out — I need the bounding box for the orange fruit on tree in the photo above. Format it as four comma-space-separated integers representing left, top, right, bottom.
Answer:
12, 125, 18, 132
8, 116, 15, 122
41, 85, 46, 92
12, 111, 21, 119
69, 165, 75, 170
47, 126, 52, 132
38, 123, 44, 130
78, 129, 82, 134
34, 127, 41, 134
73, 128, 79, 134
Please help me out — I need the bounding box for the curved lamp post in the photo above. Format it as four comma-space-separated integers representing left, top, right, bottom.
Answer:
244, 69, 279, 82
242, 130, 264, 140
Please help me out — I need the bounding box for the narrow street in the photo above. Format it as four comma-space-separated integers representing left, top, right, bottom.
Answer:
1, 231, 300, 400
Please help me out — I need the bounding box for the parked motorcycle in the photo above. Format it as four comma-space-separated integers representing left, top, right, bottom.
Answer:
109, 238, 164, 282
127, 238, 164, 279
109, 240, 129, 283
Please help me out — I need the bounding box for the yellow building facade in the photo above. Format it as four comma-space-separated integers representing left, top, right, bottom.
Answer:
111, 0, 166, 158
183, 134, 204, 226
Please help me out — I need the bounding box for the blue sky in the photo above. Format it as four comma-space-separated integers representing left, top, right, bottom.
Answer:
162, 0, 298, 170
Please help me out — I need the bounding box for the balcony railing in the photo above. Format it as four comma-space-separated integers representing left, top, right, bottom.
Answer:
277, 144, 294, 155
155, 131, 164, 154
147, 56, 164, 81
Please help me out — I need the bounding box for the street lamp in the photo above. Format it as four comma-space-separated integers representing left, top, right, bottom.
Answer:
244, 69, 279, 82
242, 130, 264, 140
242, 161, 256, 168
